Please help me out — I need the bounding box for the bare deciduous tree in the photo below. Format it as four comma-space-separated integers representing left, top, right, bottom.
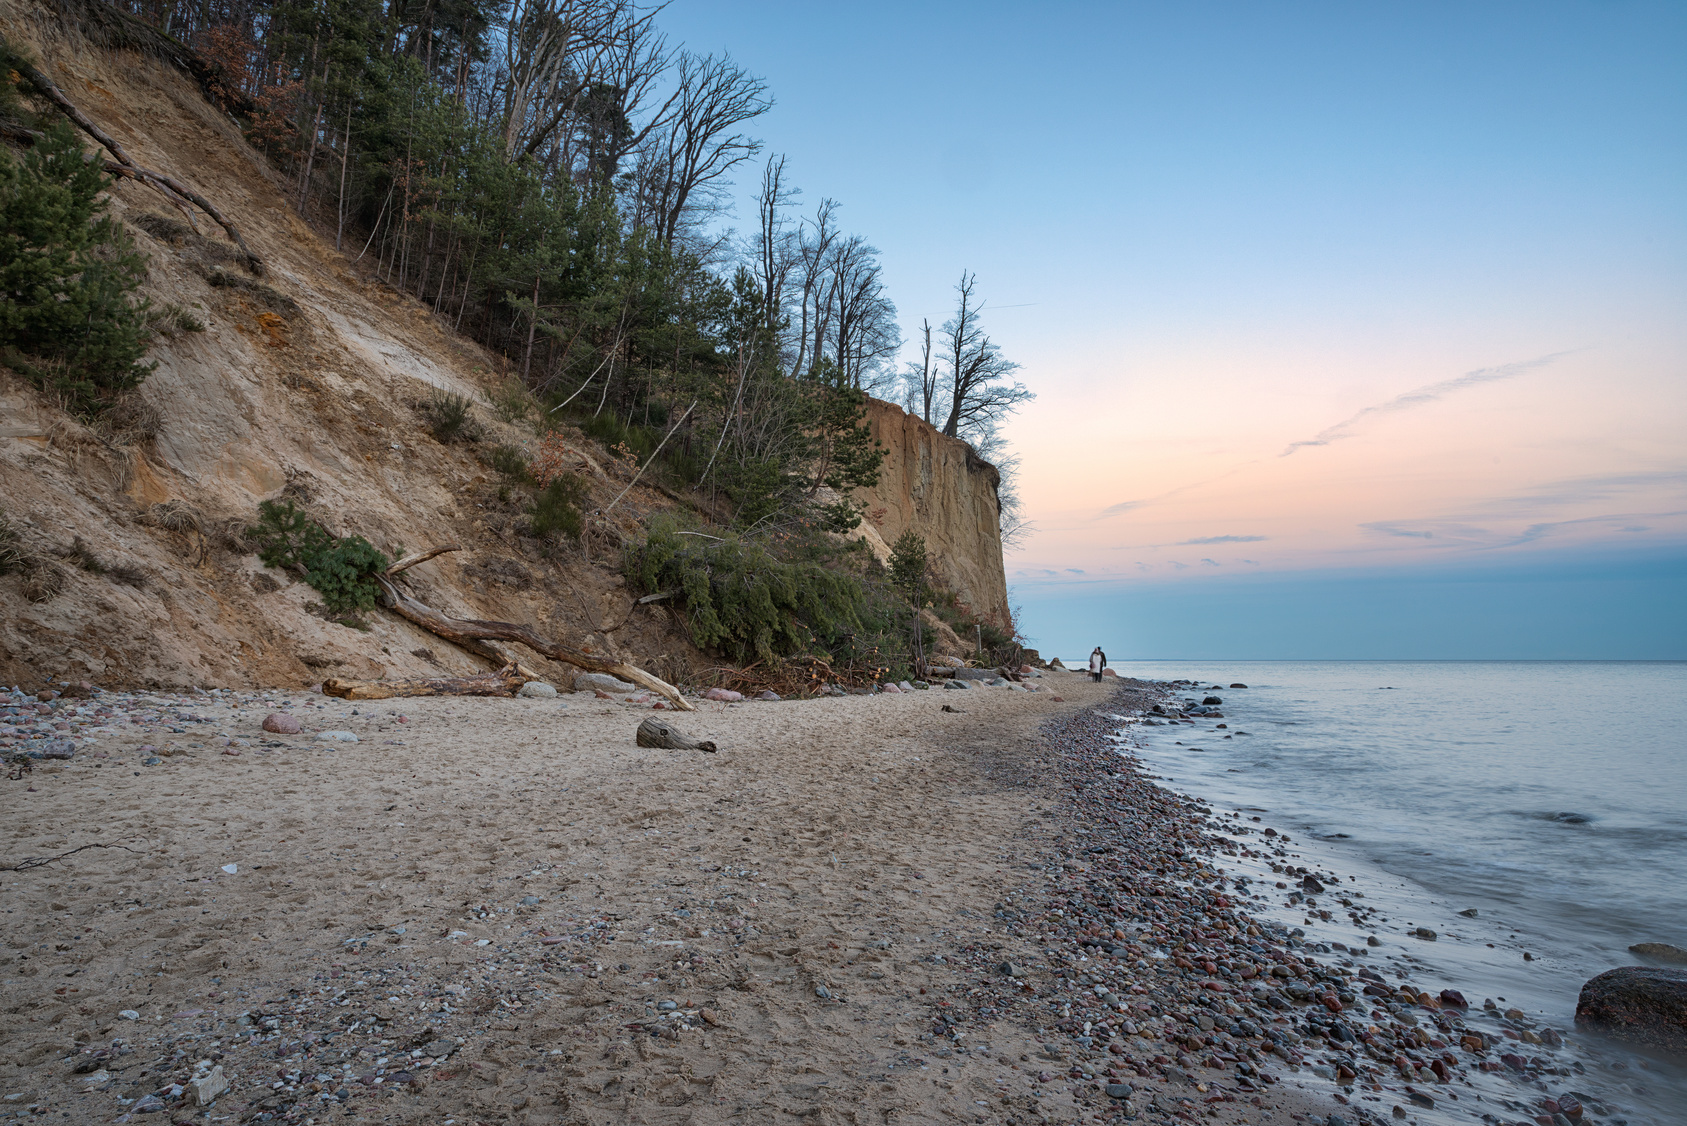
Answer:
499, 0, 623, 160
634, 51, 771, 248
936, 271, 1032, 438
905, 317, 937, 423
752, 153, 800, 336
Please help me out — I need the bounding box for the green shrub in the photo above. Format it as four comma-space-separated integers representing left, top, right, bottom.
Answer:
424, 389, 482, 444
246, 499, 390, 616
0, 121, 155, 415
889, 529, 928, 603
484, 377, 533, 424
572, 410, 655, 459
529, 473, 586, 540
624, 517, 908, 671
487, 443, 533, 482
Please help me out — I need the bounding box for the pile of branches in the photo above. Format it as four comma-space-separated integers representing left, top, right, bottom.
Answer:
694, 653, 887, 697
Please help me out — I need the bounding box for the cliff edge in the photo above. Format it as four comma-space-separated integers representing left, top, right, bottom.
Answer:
852, 399, 1011, 627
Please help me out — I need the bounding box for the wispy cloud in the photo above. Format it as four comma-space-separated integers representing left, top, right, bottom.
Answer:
1100, 500, 1142, 518
1179, 534, 1266, 545
1280, 351, 1576, 458
1200, 558, 1220, 566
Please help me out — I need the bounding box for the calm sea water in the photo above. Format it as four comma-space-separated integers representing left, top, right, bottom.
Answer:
1093, 660, 1687, 1123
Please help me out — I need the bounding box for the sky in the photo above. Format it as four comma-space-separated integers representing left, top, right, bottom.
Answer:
658, 0, 1687, 659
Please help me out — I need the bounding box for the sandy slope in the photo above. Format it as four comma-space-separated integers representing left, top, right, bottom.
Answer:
0, 674, 1340, 1124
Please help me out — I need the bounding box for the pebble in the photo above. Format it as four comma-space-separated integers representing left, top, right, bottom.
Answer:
703, 688, 744, 702
261, 712, 301, 734
517, 681, 558, 698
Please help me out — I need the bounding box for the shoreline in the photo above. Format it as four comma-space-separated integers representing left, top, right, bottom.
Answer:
1092, 675, 1676, 1126
2, 673, 1348, 1125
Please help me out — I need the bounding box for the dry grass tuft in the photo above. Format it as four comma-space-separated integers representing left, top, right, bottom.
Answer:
145, 499, 204, 533
21, 562, 66, 603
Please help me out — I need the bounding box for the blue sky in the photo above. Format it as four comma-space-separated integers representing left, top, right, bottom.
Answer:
660, 1, 1687, 658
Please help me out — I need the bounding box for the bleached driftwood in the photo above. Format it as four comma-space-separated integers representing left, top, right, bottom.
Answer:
322, 667, 527, 700
636, 717, 716, 752
373, 562, 693, 711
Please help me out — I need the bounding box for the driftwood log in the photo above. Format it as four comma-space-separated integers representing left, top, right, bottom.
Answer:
374, 564, 694, 711
636, 718, 716, 752
322, 667, 528, 700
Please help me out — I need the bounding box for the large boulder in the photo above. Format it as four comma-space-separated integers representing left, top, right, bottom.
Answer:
1630, 942, 1687, 964
1575, 966, 1687, 1052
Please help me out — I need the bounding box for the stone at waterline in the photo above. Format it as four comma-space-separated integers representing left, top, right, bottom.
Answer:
1576, 965, 1687, 1052
1630, 942, 1687, 964
1230, 683, 1248, 688
1203, 696, 1223, 705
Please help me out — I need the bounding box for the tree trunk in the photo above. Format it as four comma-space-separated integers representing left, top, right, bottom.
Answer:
375, 575, 695, 710
322, 667, 528, 700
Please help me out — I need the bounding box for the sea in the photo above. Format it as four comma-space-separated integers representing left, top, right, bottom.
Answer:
1090, 660, 1687, 1126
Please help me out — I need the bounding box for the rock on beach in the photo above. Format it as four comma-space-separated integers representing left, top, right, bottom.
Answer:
1576, 966, 1687, 1053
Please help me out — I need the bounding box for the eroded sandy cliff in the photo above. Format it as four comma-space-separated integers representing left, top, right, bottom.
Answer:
0, 5, 1012, 689
852, 400, 1011, 626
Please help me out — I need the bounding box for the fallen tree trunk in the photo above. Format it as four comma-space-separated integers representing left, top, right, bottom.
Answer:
375, 575, 694, 711
13, 59, 263, 274
323, 667, 528, 700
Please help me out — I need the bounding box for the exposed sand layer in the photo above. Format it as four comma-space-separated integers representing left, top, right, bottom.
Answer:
1, 674, 1342, 1124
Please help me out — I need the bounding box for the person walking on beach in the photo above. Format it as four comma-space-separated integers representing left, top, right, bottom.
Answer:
1089, 647, 1107, 682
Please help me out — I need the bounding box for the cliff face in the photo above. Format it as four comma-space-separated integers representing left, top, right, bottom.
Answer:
852, 399, 1011, 626
0, 8, 700, 690
0, 7, 1013, 689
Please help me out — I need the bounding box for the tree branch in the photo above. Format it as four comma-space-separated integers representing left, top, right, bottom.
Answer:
13, 59, 263, 274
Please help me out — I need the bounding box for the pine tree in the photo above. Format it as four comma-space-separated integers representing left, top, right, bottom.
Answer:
0, 121, 154, 413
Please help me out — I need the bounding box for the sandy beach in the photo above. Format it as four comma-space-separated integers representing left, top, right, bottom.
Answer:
1, 673, 1346, 1125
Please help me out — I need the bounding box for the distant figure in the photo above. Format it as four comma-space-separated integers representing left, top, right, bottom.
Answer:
1089, 647, 1107, 682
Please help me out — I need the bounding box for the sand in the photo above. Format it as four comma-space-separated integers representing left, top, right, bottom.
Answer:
1, 674, 1344, 1124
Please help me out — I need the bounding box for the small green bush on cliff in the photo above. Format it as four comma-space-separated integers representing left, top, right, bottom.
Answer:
246, 500, 390, 617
